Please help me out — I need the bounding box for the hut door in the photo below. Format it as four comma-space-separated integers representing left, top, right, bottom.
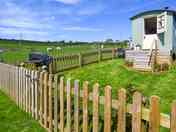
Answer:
157, 12, 167, 34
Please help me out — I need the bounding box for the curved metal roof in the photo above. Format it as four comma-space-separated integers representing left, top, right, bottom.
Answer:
130, 9, 176, 20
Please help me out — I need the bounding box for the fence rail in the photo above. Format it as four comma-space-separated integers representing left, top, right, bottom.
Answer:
50, 48, 116, 73
0, 63, 176, 132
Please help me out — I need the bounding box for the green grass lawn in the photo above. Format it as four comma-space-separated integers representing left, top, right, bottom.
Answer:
0, 39, 121, 64
64, 59, 176, 113
0, 91, 46, 132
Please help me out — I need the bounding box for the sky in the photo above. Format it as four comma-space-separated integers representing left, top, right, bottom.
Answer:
0, 0, 176, 42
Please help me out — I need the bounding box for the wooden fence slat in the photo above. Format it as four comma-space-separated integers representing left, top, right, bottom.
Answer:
21, 68, 24, 109
19, 67, 22, 108
25, 69, 28, 112
54, 75, 58, 132
15, 67, 18, 105
16, 67, 19, 107
74, 80, 80, 132
20, 68, 23, 109
83, 81, 89, 132
44, 72, 49, 128
117, 88, 126, 132
39, 72, 44, 124
10, 67, 12, 98
66, 79, 71, 132
132, 92, 142, 132
8, 67, 11, 102
171, 100, 176, 132
48, 74, 53, 132
35, 71, 39, 120
60, 77, 64, 132
18, 68, 20, 108
104, 86, 112, 132
15, 67, 18, 104
22, 68, 24, 110
31, 71, 35, 118
93, 83, 99, 132
29, 70, 32, 114
13, 67, 16, 100
149, 96, 160, 132
27, 70, 31, 113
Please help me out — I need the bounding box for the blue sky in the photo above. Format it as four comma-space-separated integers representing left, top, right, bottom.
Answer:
0, 0, 176, 42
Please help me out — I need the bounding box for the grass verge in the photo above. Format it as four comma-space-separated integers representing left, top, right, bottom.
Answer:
64, 59, 176, 113
0, 90, 46, 132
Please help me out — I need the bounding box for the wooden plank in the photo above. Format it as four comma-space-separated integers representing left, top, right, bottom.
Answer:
21, 68, 24, 110
66, 79, 71, 132
15, 67, 18, 106
18, 68, 21, 109
171, 100, 176, 132
44, 72, 49, 128
60, 77, 64, 132
54, 75, 58, 132
31, 70, 35, 118
21, 68, 23, 109
39, 72, 44, 124
83, 81, 89, 132
132, 92, 142, 132
25, 69, 28, 113
18, 67, 21, 108
35, 71, 39, 120
74, 80, 80, 132
22, 68, 25, 110
14, 67, 16, 101
117, 88, 126, 132
10, 67, 13, 100
27, 70, 31, 113
48, 74, 53, 132
149, 96, 160, 132
104, 86, 112, 132
93, 83, 99, 132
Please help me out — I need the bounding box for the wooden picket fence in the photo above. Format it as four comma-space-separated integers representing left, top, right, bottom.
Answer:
0, 63, 176, 132
50, 48, 117, 73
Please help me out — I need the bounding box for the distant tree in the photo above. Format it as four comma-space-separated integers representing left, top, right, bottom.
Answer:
105, 38, 114, 43
115, 40, 120, 43
59, 40, 65, 44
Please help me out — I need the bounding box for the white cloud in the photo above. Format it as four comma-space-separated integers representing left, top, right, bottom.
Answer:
0, 2, 56, 41
0, 18, 52, 30
55, 0, 80, 4
0, 2, 53, 30
0, 27, 48, 36
63, 26, 103, 32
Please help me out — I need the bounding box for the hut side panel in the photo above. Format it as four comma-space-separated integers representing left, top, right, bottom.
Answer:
132, 17, 144, 47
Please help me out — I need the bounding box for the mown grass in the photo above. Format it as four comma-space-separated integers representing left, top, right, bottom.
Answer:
0, 39, 119, 64
64, 59, 176, 113
0, 91, 46, 132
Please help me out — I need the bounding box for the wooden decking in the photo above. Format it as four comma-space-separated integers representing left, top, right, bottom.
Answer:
125, 49, 171, 71
126, 50, 153, 71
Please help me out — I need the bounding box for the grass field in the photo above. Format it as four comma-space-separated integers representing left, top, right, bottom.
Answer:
0, 91, 45, 132
65, 59, 176, 113
0, 39, 121, 64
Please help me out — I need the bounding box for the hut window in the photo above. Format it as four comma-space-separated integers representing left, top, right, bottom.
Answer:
144, 17, 157, 34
